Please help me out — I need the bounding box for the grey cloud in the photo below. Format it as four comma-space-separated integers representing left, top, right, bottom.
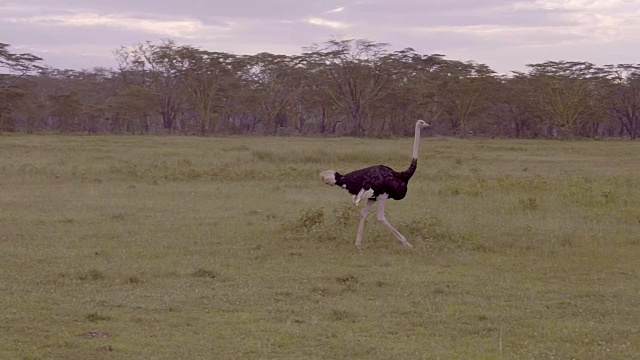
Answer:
3, 21, 149, 48
12, 0, 328, 19
1, 0, 637, 74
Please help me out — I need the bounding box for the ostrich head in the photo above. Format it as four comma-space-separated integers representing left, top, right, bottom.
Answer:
416, 119, 430, 128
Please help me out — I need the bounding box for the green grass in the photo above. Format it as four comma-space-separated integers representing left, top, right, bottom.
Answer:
0, 135, 639, 359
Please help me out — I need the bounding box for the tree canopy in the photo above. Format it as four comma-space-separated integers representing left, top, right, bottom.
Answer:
1, 39, 638, 139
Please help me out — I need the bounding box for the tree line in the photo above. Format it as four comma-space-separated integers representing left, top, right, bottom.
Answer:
1, 39, 639, 139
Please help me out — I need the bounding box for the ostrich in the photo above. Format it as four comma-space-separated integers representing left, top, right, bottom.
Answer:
319, 120, 430, 247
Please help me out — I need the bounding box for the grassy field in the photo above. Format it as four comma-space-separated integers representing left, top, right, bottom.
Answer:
0, 134, 638, 359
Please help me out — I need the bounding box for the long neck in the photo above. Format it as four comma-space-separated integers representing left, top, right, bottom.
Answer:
412, 122, 422, 160
399, 123, 422, 181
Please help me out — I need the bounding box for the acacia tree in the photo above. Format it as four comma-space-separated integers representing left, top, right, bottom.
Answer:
381, 51, 452, 135
175, 47, 238, 135
525, 61, 613, 137
70, 68, 121, 133
607, 64, 640, 139
302, 39, 393, 136
295, 52, 341, 134
0, 43, 45, 132
240, 53, 306, 134
108, 85, 157, 133
114, 40, 187, 132
13, 88, 48, 134
0, 43, 45, 82
489, 74, 532, 137
48, 93, 82, 132
436, 61, 497, 136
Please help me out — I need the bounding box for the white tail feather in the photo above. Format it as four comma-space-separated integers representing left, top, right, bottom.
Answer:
320, 170, 336, 185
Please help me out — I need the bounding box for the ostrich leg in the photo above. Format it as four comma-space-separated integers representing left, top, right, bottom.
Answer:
355, 199, 375, 247
376, 194, 412, 247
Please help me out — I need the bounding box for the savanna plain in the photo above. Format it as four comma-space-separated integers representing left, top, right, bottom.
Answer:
0, 134, 638, 359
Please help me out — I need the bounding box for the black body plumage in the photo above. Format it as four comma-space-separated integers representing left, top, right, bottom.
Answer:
334, 158, 417, 201
319, 119, 429, 247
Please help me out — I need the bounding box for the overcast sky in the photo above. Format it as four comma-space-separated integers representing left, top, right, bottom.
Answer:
1, 0, 639, 74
